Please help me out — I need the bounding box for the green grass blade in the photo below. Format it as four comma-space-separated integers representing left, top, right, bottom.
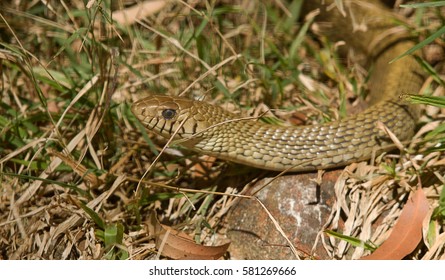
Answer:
390, 25, 445, 63
325, 230, 377, 251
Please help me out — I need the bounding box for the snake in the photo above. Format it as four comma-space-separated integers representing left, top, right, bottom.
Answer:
131, 0, 425, 172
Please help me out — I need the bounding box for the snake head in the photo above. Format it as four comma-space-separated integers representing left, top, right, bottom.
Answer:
131, 95, 230, 146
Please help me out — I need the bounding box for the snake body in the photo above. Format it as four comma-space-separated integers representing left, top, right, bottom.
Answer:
131, 0, 425, 172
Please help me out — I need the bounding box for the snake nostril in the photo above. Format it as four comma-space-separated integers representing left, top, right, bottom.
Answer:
161, 109, 176, 120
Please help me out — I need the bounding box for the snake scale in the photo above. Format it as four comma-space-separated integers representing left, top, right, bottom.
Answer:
131, 0, 425, 172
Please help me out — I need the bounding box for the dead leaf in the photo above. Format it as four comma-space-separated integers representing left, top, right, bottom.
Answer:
48, 149, 101, 187
188, 155, 218, 178
361, 189, 429, 260
148, 213, 229, 260
112, 1, 166, 26
376, 120, 404, 151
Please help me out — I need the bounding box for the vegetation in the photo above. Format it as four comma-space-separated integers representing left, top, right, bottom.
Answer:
0, 0, 444, 259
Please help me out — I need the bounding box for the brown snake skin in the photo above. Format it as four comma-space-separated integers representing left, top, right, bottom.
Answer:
131, 0, 425, 172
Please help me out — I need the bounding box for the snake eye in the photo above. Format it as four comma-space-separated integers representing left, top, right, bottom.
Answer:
161, 109, 176, 120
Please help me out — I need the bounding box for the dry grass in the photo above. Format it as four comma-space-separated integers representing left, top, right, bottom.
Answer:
0, 0, 444, 259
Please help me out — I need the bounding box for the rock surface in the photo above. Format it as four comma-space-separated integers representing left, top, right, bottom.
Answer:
226, 170, 341, 259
